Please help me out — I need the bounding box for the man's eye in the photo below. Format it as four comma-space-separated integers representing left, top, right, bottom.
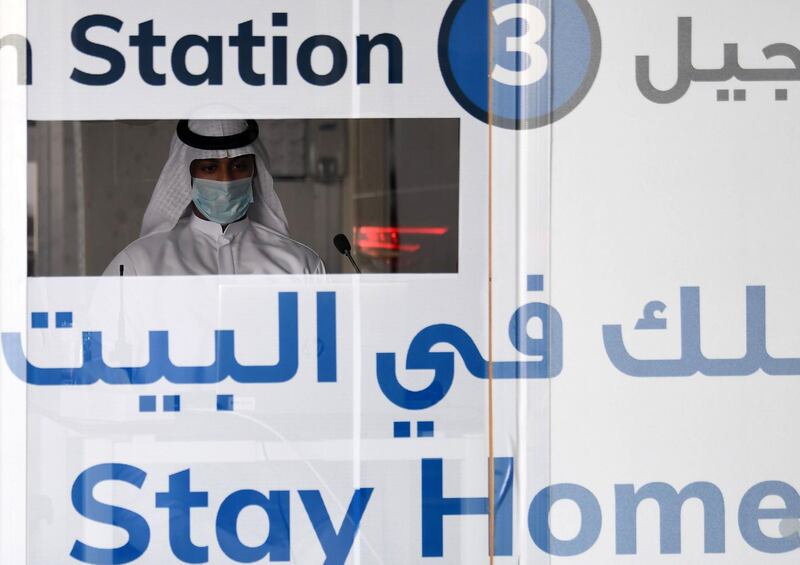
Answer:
202, 165, 217, 172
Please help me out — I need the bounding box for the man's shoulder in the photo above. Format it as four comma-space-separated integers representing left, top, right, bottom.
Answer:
103, 219, 193, 275
248, 222, 322, 260
121, 228, 176, 253
114, 220, 193, 267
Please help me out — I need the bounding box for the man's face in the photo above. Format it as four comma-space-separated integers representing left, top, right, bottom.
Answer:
190, 154, 255, 181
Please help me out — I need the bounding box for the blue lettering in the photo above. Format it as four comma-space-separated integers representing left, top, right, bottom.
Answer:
271, 15, 288, 86
356, 34, 403, 84
70, 14, 125, 86
421, 457, 513, 557
529, 484, 601, 556
63, 13, 406, 89
155, 469, 209, 563
70, 463, 150, 565
615, 482, 725, 554
0, 33, 32, 84
129, 20, 166, 86
172, 35, 223, 86
229, 21, 265, 86
299, 489, 374, 565
739, 481, 800, 553
216, 489, 291, 562
316, 292, 338, 382
297, 36, 347, 86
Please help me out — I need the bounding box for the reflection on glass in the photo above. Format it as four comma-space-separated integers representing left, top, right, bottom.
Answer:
27, 118, 459, 275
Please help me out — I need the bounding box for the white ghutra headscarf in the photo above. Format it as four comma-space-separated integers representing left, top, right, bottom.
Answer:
140, 120, 289, 237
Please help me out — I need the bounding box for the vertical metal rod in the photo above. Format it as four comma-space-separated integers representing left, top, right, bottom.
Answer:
487, 0, 496, 562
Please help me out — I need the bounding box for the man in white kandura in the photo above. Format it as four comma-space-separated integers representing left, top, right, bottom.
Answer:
104, 119, 324, 275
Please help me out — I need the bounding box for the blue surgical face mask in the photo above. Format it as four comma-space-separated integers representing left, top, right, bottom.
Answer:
191, 177, 254, 225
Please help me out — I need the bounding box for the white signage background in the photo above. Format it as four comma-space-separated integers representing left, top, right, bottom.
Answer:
0, 0, 798, 563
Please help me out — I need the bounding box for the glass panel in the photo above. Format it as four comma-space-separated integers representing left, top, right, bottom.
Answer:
0, 0, 563, 563
27, 119, 460, 276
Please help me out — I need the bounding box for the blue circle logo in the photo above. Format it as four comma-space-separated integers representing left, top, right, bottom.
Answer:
438, 0, 601, 129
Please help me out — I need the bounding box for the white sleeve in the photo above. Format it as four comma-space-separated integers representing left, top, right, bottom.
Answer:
102, 249, 138, 276
313, 257, 326, 274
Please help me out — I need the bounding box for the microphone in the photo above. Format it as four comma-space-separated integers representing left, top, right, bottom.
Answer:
333, 234, 361, 274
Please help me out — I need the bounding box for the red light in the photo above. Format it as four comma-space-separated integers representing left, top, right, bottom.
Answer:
353, 226, 448, 255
